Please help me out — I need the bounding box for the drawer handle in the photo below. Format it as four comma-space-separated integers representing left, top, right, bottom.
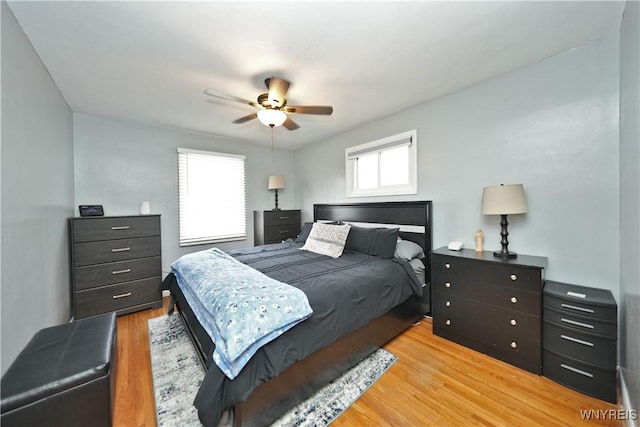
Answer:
510, 274, 517, 281
279, 216, 289, 220
445, 282, 451, 288
561, 318, 595, 329
561, 334, 594, 347
111, 226, 130, 230
445, 319, 451, 326
561, 363, 594, 378
510, 319, 517, 326
111, 247, 131, 253
279, 230, 289, 234
444, 263, 451, 269
561, 303, 594, 314
445, 301, 451, 307
112, 269, 131, 275
112, 292, 132, 299
510, 341, 517, 349
510, 296, 518, 303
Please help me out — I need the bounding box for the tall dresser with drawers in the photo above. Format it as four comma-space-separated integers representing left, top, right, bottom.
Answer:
69, 215, 163, 319
542, 280, 617, 403
253, 210, 301, 246
431, 247, 548, 374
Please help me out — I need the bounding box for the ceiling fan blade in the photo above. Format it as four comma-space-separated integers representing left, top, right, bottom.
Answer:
204, 88, 258, 107
265, 77, 290, 108
283, 117, 300, 131
232, 113, 258, 124
284, 105, 333, 115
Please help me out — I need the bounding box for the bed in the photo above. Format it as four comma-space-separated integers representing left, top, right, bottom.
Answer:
161, 201, 433, 426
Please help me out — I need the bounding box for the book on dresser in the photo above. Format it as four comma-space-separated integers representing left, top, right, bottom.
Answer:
430, 247, 548, 374
253, 210, 301, 246
69, 215, 163, 319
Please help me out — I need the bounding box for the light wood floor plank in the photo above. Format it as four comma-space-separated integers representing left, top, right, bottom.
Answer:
114, 300, 621, 426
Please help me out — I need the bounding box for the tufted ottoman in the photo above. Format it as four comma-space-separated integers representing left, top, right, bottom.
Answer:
1, 312, 117, 427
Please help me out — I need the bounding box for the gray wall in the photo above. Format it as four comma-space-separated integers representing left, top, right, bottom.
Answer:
295, 34, 620, 300
619, 0, 639, 417
73, 114, 296, 275
1, 2, 74, 374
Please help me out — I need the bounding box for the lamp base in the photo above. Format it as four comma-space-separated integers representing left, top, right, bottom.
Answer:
494, 250, 517, 258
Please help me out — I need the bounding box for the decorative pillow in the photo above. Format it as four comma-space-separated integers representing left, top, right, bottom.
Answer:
345, 225, 399, 259
394, 239, 425, 261
295, 222, 314, 243
301, 223, 351, 258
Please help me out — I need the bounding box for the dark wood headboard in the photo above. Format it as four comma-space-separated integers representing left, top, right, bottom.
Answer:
313, 201, 433, 257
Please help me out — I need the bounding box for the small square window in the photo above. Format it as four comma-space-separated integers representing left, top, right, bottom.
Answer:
345, 130, 417, 198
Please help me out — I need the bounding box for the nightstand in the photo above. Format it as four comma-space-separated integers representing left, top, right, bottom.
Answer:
542, 280, 617, 403
431, 247, 548, 374
253, 210, 301, 245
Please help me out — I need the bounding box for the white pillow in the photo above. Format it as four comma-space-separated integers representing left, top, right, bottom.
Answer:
301, 223, 351, 258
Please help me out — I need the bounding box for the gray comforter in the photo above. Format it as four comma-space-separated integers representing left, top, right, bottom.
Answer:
163, 240, 422, 426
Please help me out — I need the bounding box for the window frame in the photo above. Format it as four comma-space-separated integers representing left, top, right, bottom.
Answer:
177, 148, 246, 247
345, 129, 418, 198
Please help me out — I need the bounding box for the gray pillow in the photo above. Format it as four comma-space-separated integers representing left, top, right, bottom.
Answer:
295, 222, 314, 243
394, 239, 425, 261
345, 226, 399, 259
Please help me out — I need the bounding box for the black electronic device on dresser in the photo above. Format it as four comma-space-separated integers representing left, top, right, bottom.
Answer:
542, 280, 617, 403
69, 215, 163, 319
431, 247, 548, 374
254, 209, 301, 246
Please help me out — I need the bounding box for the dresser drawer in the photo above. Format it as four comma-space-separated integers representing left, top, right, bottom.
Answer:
543, 321, 616, 369
72, 215, 160, 243
543, 349, 616, 403
433, 291, 540, 340
74, 236, 161, 267
74, 256, 161, 290
543, 294, 616, 323
431, 254, 542, 292
263, 210, 301, 227
74, 277, 161, 319
432, 273, 540, 316
264, 225, 300, 243
433, 314, 541, 373
543, 307, 617, 338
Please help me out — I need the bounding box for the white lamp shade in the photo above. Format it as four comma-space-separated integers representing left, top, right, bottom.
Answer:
482, 184, 528, 215
268, 175, 285, 190
257, 109, 287, 127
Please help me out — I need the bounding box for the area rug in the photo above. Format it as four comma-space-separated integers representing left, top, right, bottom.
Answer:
148, 314, 397, 427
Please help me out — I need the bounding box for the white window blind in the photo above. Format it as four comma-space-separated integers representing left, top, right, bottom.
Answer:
177, 148, 246, 246
345, 130, 417, 198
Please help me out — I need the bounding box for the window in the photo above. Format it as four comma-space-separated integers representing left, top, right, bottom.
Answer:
177, 148, 246, 246
345, 130, 417, 197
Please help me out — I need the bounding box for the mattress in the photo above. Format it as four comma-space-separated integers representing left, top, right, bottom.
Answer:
162, 240, 422, 426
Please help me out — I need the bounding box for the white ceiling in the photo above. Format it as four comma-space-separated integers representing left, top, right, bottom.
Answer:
7, 1, 625, 149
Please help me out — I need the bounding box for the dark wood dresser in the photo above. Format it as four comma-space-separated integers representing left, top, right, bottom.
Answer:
431, 247, 548, 374
542, 280, 617, 403
253, 210, 301, 245
69, 215, 163, 319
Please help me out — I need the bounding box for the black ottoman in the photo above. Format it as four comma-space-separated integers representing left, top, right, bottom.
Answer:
1, 312, 117, 427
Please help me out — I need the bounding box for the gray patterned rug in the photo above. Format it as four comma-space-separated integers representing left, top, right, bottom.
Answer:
148, 314, 397, 427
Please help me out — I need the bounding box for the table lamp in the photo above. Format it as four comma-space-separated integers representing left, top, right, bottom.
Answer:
481, 183, 528, 258
268, 175, 285, 211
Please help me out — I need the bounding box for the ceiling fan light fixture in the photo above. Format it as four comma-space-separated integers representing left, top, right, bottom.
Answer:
257, 109, 287, 127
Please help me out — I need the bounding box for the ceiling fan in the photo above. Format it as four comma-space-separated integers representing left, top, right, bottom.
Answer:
204, 77, 333, 131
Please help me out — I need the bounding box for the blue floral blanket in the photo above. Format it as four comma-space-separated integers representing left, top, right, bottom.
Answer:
170, 248, 313, 379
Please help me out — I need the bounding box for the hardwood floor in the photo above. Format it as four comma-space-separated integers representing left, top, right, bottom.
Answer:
114, 298, 622, 426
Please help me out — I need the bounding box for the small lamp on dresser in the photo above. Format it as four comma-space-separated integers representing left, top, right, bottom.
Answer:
481, 183, 528, 258
268, 175, 285, 211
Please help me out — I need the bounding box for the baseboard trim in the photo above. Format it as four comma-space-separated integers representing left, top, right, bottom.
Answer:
619, 368, 639, 427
